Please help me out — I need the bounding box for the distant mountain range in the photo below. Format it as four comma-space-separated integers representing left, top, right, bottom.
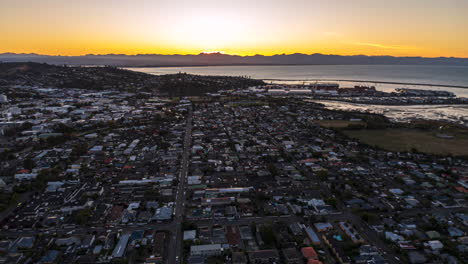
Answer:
1, 52, 468, 67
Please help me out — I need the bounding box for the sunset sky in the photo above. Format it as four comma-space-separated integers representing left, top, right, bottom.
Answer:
1, 0, 467, 57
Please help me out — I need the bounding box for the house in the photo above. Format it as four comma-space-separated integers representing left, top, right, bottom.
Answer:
304, 227, 321, 245
232, 251, 248, 264
13, 236, 35, 249
104, 233, 116, 250
323, 235, 351, 264
408, 251, 427, 264
239, 226, 254, 240
389, 188, 404, 196
289, 222, 303, 236
339, 222, 365, 243
314, 222, 333, 232
282, 248, 303, 264
226, 226, 241, 248
145, 256, 165, 264
425, 231, 441, 239
447, 227, 464, 237
187, 256, 205, 264
93, 245, 102, 255
385, 232, 404, 242
0, 240, 11, 253
55, 237, 81, 247
359, 245, 379, 256
81, 235, 95, 249
38, 250, 60, 264
248, 249, 280, 264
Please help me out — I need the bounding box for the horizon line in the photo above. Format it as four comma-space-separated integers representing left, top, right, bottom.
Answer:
1, 52, 467, 60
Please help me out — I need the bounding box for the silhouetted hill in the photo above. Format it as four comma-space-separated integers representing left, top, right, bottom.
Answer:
1, 53, 467, 66
0, 62, 264, 95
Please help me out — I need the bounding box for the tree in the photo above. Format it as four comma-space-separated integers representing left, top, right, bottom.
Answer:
23, 159, 36, 170
144, 189, 159, 200
54, 123, 74, 134
317, 169, 328, 180
182, 220, 197, 231
74, 208, 93, 225
10, 192, 19, 204
71, 142, 89, 158
360, 212, 377, 223
266, 163, 279, 176
325, 197, 337, 208
259, 224, 276, 247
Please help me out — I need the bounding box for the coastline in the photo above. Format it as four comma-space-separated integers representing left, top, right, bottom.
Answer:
127, 65, 468, 97
265, 78, 468, 89
313, 100, 468, 127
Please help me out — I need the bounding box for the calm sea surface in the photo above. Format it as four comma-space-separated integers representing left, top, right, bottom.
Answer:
127, 65, 468, 125
127, 65, 468, 97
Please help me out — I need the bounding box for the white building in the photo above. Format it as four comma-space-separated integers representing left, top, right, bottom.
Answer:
188, 176, 202, 185
0, 94, 8, 103
14, 173, 38, 181
190, 244, 223, 256
316, 90, 338, 96
46, 181, 65, 192
183, 230, 196, 241
0, 179, 7, 189
426, 240, 444, 250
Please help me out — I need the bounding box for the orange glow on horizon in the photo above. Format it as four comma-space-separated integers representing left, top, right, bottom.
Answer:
3, 48, 467, 59
1, 0, 467, 58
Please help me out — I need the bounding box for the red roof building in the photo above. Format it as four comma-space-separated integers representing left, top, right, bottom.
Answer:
226, 225, 241, 247
301, 247, 318, 260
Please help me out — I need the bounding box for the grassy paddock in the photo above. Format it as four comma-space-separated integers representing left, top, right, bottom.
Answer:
344, 128, 468, 156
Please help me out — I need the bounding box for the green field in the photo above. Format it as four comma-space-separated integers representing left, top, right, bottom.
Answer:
344, 128, 468, 156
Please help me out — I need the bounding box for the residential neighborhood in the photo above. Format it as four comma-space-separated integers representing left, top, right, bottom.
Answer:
0, 81, 467, 264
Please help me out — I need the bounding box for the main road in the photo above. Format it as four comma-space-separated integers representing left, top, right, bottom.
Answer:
168, 104, 192, 264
